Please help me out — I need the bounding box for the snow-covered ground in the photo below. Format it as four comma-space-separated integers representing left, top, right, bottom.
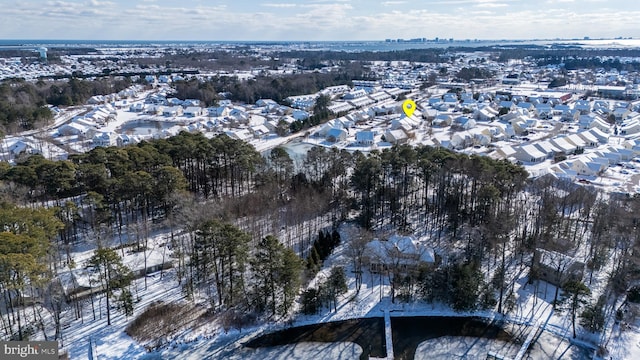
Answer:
22, 220, 636, 360
0, 166, 632, 360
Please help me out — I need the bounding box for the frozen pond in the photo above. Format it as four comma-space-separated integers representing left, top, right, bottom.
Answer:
117, 120, 176, 136
218, 341, 362, 360
247, 318, 385, 359
392, 317, 516, 360
281, 141, 317, 160
415, 336, 515, 359
245, 316, 593, 360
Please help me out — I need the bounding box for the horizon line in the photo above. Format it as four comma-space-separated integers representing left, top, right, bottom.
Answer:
0, 37, 635, 43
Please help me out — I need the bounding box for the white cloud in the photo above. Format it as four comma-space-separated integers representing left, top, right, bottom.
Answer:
475, 2, 509, 8
381, 1, 407, 6
89, 0, 115, 6
261, 3, 297, 7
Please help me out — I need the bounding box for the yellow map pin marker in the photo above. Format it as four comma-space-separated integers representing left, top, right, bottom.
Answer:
402, 99, 416, 118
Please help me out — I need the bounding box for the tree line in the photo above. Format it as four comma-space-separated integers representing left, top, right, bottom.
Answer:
173, 68, 369, 105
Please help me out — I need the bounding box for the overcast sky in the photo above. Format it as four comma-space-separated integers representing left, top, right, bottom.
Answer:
1, 0, 639, 41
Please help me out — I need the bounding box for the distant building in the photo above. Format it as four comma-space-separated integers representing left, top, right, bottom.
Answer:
597, 86, 627, 99
37, 47, 47, 61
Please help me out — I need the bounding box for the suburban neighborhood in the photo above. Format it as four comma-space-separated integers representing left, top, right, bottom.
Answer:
4, 39, 640, 360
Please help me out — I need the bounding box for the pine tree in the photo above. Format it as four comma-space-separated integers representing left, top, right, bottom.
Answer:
301, 288, 319, 315
331, 229, 341, 248
560, 280, 591, 338
580, 295, 606, 333
280, 247, 303, 316
250, 235, 303, 317
87, 247, 133, 325
327, 266, 348, 311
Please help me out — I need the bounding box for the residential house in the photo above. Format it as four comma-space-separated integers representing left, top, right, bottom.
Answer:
514, 144, 546, 163
208, 106, 231, 117
533, 140, 562, 159
595, 149, 622, 164
183, 106, 203, 117
579, 114, 610, 133
593, 100, 612, 114
564, 134, 586, 152
533, 248, 584, 287
384, 129, 408, 144
499, 100, 516, 112
326, 128, 348, 142
574, 100, 592, 114
250, 124, 271, 138
58, 122, 93, 138
228, 108, 250, 123
620, 120, 640, 136
571, 158, 606, 176
366, 235, 435, 274
517, 102, 536, 116
117, 134, 149, 146
494, 145, 517, 160
433, 114, 453, 127
553, 104, 570, 116
442, 93, 458, 105
607, 146, 634, 161
355, 130, 375, 146
9, 140, 39, 157
613, 107, 631, 122
224, 129, 253, 141
450, 132, 473, 149
183, 99, 201, 107
454, 116, 476, 130
475, 106, 498, 122
535, 103, 553, 119
256, 99, 279, 108
328, 102, 354, 114
577, 131, 600, 147
129, 103, 145, 112
343, 89, 367, 100
550, 137, 578, 154
146, 105, 164, 116
163, 106, 183, 117
292, 110, 310, 121
587, 128, 610, 143
561, 109, 581, 122
422, 108, 438, 121
92, 132, 116, 147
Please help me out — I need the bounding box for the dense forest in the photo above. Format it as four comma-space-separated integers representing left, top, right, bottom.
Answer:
173, 65, 371, 105
2, 130, 639, 343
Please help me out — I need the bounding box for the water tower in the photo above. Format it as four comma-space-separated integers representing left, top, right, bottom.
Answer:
37, 47, 48, 61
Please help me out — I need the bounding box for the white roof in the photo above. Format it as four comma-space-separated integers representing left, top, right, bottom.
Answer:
564, 134, 586, 147
366, 235, 435, 264
519, 144, 546, 159
577, 130, 599, 144
550, 137, 577, 152
534, 140, 561, 155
